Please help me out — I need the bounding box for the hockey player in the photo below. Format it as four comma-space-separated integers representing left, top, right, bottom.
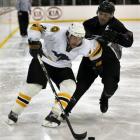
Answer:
64, 1, 133, 116
7, 23, 103, 127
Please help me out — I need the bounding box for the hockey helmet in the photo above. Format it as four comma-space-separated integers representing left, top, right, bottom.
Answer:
97, 1, 115, 14
68, 23, 85, 38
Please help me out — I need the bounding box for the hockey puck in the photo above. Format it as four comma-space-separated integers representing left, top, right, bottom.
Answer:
88, 137, 95, 140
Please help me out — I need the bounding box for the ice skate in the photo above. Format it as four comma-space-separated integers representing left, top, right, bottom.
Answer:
99, 97, 109, 113
42, 111, 61, 128
7, 111, 18, 125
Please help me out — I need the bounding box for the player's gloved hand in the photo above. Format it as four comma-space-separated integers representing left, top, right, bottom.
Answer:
96, 36, 108, 47
102, 29, 118, 43
28, 40, 43, 58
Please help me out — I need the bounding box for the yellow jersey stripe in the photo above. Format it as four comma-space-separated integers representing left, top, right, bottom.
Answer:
89, 42, 101, 57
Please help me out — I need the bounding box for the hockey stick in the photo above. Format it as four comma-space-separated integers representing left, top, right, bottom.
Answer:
37, 55, 87, 140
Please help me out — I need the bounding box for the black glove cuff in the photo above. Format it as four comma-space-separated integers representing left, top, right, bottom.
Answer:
29, 48, 43, 58
96, 37, 108, 47
28, 40, 43, 58
28, 40, 42, 49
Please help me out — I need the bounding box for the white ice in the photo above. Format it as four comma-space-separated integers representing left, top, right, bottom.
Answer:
0, 22, 140, 140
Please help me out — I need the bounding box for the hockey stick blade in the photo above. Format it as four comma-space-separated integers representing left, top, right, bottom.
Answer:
73, 131, 87, 140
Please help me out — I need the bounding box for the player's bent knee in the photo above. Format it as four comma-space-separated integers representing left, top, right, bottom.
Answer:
59, 79, 76, 95
22, 83, 43, 97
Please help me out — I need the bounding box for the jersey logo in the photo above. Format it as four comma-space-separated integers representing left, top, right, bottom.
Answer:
52, 50, 70, 61
50, 26, 60, 32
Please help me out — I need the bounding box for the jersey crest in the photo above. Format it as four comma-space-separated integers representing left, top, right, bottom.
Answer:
50, 26, 60, 32
52, 50, 70, 61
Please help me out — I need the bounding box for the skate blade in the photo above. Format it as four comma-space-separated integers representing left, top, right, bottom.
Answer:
42, 120, 59, 128
7, 119, 16, 125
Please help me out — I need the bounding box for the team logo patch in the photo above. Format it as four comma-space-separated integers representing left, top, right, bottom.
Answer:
52, 50, 70, 61
50, 26, 60, 32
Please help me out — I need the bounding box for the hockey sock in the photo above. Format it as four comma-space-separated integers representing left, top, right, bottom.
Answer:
52, 92, 71, 116
11, 83, 42, 115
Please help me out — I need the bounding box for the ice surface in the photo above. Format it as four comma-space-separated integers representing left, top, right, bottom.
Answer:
0, 22, 140, 140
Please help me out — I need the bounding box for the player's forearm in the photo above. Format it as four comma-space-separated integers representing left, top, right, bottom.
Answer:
116, 31, 133, 47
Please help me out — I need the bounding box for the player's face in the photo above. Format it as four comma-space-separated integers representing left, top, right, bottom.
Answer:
68, 35, 83, 49
98, 11, 113, 25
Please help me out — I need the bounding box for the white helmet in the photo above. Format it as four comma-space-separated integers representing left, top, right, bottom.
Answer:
68, 23, 85, 38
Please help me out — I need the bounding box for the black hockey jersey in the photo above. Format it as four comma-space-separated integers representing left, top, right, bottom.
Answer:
83, 16, 133, 59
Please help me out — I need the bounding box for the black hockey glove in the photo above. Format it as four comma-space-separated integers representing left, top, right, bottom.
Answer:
102, 29, 118, 43
96, 36, 108, 47
28, 40, 43, 58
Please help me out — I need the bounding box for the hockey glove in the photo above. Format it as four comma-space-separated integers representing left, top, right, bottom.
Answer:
28, 40, 43, 58
96, 36, 108, 47
102, 29, 118, 43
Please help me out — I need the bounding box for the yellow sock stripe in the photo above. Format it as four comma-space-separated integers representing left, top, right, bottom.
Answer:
55, 100, 68, 108
61, 100, 68, 108
57, 92, 71, 101
19, 92, 31, 101
16, 99, 27, 107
